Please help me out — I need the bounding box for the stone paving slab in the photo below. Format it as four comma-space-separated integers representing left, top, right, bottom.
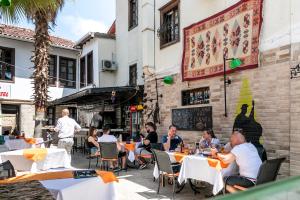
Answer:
71, 152, 213, 200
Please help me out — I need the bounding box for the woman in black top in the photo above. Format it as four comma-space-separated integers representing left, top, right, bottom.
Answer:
88, 127, 100, 155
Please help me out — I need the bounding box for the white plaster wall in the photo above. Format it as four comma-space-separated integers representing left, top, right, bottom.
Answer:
99, 38, 117, 87
0, 37, 79, 102
151, 0, 300, 75
80, 38, 99, 89
115, 0, 144, 86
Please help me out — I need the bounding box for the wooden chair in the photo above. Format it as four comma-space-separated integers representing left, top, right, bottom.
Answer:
152, 149, 185, 199
226, 157, 286, 192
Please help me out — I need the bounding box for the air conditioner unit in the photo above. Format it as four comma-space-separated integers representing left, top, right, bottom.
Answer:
102, 60, 117, 71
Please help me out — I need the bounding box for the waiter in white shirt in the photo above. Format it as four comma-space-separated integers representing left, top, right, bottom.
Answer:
52, 109, 81, 163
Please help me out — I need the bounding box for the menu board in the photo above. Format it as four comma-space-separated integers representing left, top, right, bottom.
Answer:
172, 106, 212, 131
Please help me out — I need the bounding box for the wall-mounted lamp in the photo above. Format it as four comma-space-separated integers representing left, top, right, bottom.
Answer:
223, 57, 242, 117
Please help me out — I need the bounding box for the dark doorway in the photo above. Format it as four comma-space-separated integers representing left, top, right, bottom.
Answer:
1, 104, 20, 134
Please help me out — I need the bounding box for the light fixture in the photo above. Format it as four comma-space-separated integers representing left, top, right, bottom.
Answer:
0, 0, 11, 6
163, 76, 173, 85
223, 56, 243, 117
230, 58, 242, 69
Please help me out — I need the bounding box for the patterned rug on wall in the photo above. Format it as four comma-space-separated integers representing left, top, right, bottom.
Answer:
181, 0, 263, 81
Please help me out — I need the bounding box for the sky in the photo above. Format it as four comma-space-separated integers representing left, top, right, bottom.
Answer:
3, 0, 116, 42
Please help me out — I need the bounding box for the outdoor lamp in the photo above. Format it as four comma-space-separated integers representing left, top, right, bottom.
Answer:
163, 76, 173, 85
230, 58, 242, 69
223, 56, 243, 117
0, 0, 11, 6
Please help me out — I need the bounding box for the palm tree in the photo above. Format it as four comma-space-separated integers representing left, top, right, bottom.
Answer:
0, 0, 65, 137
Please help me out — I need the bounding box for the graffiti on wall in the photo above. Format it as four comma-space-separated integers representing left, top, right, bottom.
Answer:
233, 77, 264, 151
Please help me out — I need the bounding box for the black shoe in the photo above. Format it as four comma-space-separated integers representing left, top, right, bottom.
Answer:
121, 168, 127, 172
113, 167, 121, 172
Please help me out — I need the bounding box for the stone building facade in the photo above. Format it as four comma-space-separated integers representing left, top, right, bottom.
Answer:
144, 43, 300, 176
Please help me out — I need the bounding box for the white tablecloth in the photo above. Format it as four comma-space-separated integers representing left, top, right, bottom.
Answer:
153, 153, 238, 195
41, 176, 117, 200
177, 155, 237, 195
4, 138, 44, 150
0, 148, 71, 172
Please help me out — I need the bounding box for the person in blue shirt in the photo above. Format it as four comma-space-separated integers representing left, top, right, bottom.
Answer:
162, 125, 183, 151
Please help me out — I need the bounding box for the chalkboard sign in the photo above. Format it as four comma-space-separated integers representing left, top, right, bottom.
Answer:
172, 106, 212, 131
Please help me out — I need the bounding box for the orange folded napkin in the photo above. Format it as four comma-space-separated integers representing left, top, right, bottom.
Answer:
124, 143, 135, 151
24, 138, 37, 145
174, 152, 187, 163
23, 148, 47, 162
0, 170, 118, 184
207, 158, 229, 170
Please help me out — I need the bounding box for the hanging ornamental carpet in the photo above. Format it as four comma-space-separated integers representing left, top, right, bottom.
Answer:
181, 0, 263, 81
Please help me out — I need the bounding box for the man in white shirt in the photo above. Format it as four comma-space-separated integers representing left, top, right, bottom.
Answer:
212, 129, 262, 193
53, 109, 81, 163
98, 125, 126, 171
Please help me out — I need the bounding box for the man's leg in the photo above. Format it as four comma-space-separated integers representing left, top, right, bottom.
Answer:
58, 139, 74, 167
224, 176, 255, 193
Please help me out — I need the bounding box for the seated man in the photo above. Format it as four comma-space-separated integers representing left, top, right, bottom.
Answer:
211, 129, 262, 193
136, 122, 158, 169
162, 125, 183, 152
98, 125, 127, 171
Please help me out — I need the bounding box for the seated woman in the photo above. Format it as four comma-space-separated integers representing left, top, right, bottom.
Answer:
199, 128, 220, 149
87, 127, 100, 156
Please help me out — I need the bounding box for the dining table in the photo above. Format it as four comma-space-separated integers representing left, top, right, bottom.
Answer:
153, 151, 238, 196
0, 169, 118, 200
4, 137, 44, 150
0, 148, 71, 172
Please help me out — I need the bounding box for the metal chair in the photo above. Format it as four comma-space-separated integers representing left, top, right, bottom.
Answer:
152, 149, 185, 199
0, 160, 16, 180
227, 157, 286, 192
139, 143, 164, 163
85, 139, 100, 169
99, 142, 119, 171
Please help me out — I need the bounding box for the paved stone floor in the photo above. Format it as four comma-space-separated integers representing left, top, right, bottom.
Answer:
71, 151, 214, 200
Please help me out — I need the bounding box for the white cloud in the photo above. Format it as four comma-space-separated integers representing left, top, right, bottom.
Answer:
61, 15, 108, 38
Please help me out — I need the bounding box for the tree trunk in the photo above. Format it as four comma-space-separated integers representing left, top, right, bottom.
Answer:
32, 11, 50, 138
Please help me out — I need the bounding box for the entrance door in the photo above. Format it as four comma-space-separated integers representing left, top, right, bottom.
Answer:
1, 104, 20, 134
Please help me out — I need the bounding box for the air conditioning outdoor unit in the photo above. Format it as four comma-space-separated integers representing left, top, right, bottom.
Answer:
102, 60, 117, 71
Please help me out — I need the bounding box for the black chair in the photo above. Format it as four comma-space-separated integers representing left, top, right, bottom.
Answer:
227, 157, 286, 192
0, 160, 16, 180
152, 149, 185, 199
99, 142, 119, 171
256, 145, 267, 162
85, 139, 100, 169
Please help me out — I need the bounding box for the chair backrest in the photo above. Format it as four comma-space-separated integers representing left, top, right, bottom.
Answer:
150, 143, 164, 151
256, 145, 267, 162
256, 157, 286, 185
152, 149, 173, 174
99, 142, 118, 159
0, 160, 16, 180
